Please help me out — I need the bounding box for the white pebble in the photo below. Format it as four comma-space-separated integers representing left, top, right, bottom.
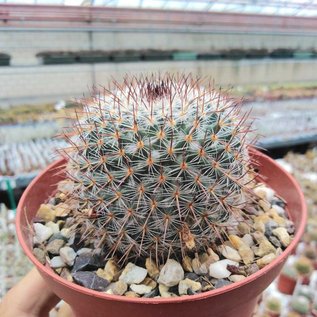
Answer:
219, 245, 242, 262
50, 256, 66, 268
33, 223, 53, 243
209, 260, 239, 279
60, 246, 77, 266
119, 263, 147, 285
130, 284, 153, 295
158, 259, 184, 287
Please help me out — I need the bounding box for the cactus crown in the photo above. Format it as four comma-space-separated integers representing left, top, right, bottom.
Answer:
62, 73, 256, 264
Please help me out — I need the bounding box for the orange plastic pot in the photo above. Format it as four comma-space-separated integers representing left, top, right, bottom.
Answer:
277, 273, 297, 295
16, 149, 306, 317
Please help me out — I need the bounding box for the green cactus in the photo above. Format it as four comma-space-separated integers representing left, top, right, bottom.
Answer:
62, 74, 256, 264
294, 256, 313, 276
265, 297, 281, 313
290, 296, 310, 314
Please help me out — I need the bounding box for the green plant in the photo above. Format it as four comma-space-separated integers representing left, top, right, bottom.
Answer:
303, 245, 317, 260
281, 264, 298, 280
296, 285, 314, 301
61, 74, 257, 264
294, 256, 313, 276
265, 296, 281, 313
290, 296, 310, 314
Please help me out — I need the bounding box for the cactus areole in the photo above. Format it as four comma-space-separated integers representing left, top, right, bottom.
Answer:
62, 74, 255, 264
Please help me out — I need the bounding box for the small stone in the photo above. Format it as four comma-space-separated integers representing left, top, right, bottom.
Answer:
178, 278, 202, 295
50, 256, 66, 269
242, 234, 254, 247
145, 258, 160, 279
185, 272, 199, 281
208, 260, 238, 279
48, 232, 68, 243
60, 268, 73, 282
46, 239, 65, 255
245, 263, 259, 275
253, 220, 265, 233
34, 223, 53, 243
105, 280, 128, 295
219, 245, 242, 262
33, 248, 46, 264
182, 256, 193, 272
143, 288, 159, 298
37, 204, 56, 222
105, 289, 113, 295
256, 253, 276, 268
54, 203, 70, 217
124, 291, 140, 298
271, 204, 285, 216
72, 254, 104, 272
264, 220, 278, 238
130, 284, 153, 295
254, 185, 275, 202
272, 227, 291, 247
192, 256, 208, 275
72, 271, 109, 291
238, 243, 254, 265
269, 236, 281, 248
142, 277, 157, 290
255, 239, 276, 257
69, 233, 86, 251
119, 263, 147, 285
228, 235, 243, 249
61, 228, 72, 239
201, 280, 214, 292
229, 275, 246, 282
60, 246, 77, 266
215, 279, 232, 289
46, 221, 60, 234
77, 248, 93, 256
158, 259, 184, 287
101, 259, 119, 283
207, 248, 220, 262
158, 284, 174, 297
238, 223, 250, 235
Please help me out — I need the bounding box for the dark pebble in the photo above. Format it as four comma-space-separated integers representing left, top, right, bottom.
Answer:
185, 272, 200, 281
32, 217, 46, 225
265, 221, 278, 238
70, 233, 87, 251
187, 288, 197, 295
269, 236, 281, 248
169, 285, 180, 295
72, 254, 105, 272
215, 279, 231, 289
143, 287, 159, 298
72, 271, 109, 291
272, 198, 286, 208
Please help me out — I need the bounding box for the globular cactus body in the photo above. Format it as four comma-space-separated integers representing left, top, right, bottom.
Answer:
63, 74, 254, 263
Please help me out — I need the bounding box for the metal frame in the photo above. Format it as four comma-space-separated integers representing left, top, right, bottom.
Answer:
0, 0, 317, 17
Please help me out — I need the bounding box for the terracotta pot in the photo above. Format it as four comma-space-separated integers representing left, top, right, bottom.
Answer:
277, 273, 297, 295
16, 149, 307, 317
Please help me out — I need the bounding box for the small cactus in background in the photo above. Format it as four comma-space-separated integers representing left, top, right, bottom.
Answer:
265, 296, 282, 315
294, 256, 313, 276
290, 296, 310, 315
61, 74, 257, 264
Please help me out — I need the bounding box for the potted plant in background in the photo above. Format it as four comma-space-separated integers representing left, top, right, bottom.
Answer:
264, 296, 282, 317
290, 296, 310, 316
16, 74, 306, 317
277, 264, 298, 295
294, 256, 313, 285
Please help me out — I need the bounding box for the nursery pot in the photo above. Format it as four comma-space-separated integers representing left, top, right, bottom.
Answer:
277, 273, 297, 295
16, 149, 306, 317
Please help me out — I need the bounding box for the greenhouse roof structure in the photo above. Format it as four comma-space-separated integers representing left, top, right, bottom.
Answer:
1, 0, 317, 17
